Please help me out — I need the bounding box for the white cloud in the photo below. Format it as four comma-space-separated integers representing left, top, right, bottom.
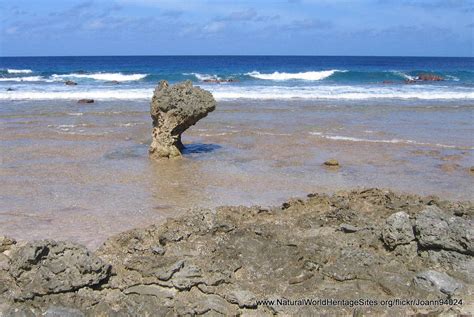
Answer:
203, 21, 226, 33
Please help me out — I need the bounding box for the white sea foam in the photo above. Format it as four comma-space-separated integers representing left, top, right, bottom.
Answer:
185, 73, 221, 81
309, 132, 472, 149
1, 85, 473, 101
51, 73, 147, 82
0, 89, 153, 100
392, 71, 415, 81
207, 85, 474, 100
246, 70, 342, 81
446, 75, 460, 82
7, 69, 33, 74
0, 76, 46, 82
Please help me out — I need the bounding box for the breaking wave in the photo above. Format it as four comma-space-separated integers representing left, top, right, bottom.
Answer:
51, 72, 148, 82
184, 73, 221, 81
246, 70, 343, 81
1, 85, 473, 101
6, 69, 33, 74
0, 76, 47, 82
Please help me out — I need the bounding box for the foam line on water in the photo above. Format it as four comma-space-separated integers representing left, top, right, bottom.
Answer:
1, 85, 473, 101
309, 132, 473, 149
6, 69, 33, 74
51, 72, 148, 82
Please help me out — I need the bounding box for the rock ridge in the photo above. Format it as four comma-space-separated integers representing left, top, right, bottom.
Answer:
0, 188, 472, 316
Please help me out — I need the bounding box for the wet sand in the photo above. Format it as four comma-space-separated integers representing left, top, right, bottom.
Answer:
0, 99, 473, 248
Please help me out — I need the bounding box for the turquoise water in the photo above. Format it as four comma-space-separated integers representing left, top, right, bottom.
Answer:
0, 56, 473, 247
1, 56, 473, 100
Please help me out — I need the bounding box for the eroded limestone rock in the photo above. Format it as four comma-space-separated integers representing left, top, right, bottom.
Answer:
8, 240, 110, 299
0, 189, 473, 316
415, 206, 473, 255
382, 211, 415, 249
149, 80, 216, 158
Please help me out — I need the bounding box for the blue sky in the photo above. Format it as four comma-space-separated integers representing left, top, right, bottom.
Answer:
0, 0, 473, 56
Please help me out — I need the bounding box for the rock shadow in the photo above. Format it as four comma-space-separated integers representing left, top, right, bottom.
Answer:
181, 143, 221, 155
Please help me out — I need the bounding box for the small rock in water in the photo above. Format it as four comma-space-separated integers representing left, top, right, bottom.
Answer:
417, 73, 444, 81
77, 99, 94, 104
65, 80, 78, 86
470, 166, 474, 173
324, 159, 340, 167
6, 88, 15, 91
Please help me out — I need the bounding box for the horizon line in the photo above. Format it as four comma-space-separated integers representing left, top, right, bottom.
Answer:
1, 54, 473, 59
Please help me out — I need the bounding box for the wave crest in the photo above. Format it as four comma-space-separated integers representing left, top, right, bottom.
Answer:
51, 72, 147, 82
0, 76, 46, 82
6, 69, 33, 74
246, 70, 342, 81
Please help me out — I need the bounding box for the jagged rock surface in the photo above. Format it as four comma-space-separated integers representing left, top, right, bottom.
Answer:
0, 189, 473, 316
149, 80, 216, 158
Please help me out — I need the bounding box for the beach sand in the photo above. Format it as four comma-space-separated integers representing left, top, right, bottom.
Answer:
0, 99, 473, 249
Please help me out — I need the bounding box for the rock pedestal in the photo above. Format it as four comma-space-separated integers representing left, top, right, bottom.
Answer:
149, 80, 216, 158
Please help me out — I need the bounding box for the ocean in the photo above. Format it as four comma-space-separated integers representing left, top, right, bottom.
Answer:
1, 55, 473, 101
1, 56, 473, 248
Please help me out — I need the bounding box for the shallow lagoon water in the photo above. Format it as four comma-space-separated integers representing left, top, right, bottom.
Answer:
1, 98, 473, 248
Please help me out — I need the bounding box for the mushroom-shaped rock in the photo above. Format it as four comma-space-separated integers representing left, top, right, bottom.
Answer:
149, 80, 216, 158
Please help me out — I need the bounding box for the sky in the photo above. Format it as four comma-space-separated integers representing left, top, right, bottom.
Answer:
0, 0, 473, 57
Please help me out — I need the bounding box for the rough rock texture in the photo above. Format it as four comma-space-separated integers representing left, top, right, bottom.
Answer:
414, 270, 463, 296
415, 205, 473, 255
6, 241, 110, 300
417, 73, 444, 81
381, 211, 415, 250
0, 189, 473, 316
323, 159, 340, 167
149, 80, 216, 158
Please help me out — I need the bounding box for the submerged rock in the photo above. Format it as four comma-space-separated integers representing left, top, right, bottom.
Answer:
77, 99, 94, 104
323, 159, 340, 167
417, 73, 444, 81
149, 80, 216, 158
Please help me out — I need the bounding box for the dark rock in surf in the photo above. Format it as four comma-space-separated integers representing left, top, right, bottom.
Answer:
149, 80, 216, 158
77, 99, 94, 104
417, 73, 444, 81
65, 80, 78, 86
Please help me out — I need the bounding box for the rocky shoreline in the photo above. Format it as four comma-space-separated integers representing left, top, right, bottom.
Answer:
0, 188, 472, 316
